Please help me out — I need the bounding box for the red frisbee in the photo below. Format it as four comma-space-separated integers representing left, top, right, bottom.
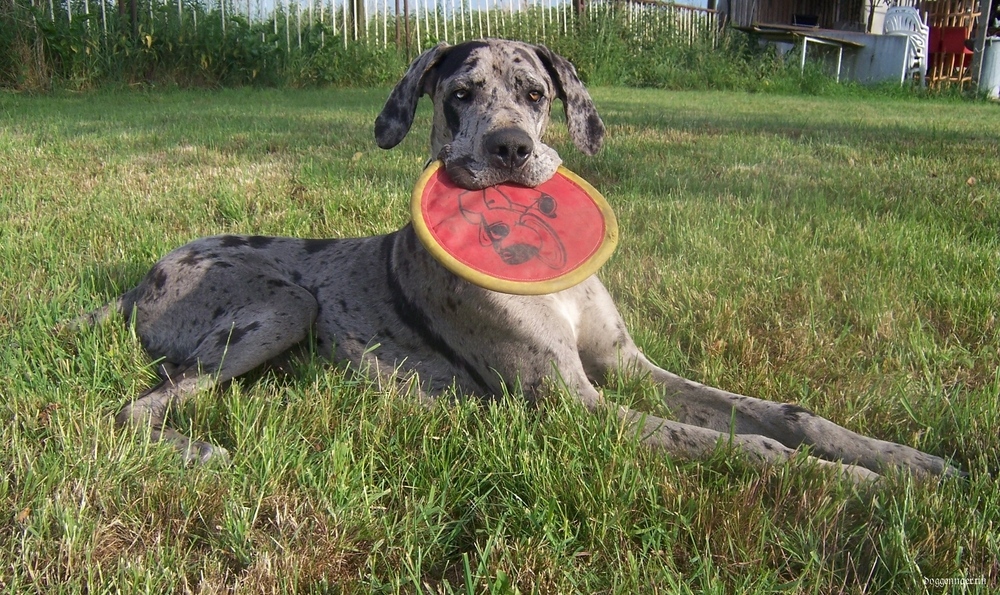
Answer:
412, 161, 618, 295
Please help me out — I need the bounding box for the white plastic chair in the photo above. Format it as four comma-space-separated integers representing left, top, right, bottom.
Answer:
883, 6, 929, 86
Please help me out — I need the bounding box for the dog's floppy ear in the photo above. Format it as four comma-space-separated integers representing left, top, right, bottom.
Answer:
375, 42, 450, 149
532, 44, 605, 156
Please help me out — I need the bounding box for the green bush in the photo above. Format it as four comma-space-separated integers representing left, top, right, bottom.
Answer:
285, 37, 408, 87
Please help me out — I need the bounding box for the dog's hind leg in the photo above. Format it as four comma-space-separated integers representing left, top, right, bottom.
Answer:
116, 284, 319, 464
116, 368, 227, 464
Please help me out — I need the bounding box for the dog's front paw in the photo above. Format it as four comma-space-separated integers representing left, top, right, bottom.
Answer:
889, 446, 967, 480
937, 460, 969, 480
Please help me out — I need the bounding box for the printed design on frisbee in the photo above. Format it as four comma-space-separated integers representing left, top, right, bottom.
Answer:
458, 187, 566, 270
412, 161, 618, 295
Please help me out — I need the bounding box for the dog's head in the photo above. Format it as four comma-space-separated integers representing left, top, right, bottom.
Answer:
374, 39, 605, 189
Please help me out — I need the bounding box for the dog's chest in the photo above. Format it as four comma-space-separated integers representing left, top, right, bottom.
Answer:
545, 293, 581, 339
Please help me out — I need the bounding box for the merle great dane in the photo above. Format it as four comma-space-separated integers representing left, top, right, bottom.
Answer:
77, 39, 960, 482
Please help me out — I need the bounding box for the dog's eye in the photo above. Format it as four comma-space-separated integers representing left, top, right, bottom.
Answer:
527, 90, 543, 103
453, 89, 472, 101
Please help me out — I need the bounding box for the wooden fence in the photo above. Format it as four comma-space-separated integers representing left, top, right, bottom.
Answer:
17, 0, 722, 53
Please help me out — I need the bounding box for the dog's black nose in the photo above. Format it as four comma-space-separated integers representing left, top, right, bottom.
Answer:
484, 127, 534, 170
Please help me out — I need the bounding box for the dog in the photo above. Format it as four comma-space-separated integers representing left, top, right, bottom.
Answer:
77, 39, 960, 482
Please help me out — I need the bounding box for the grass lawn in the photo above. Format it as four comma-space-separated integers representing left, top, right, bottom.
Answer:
1, 87, 998, 593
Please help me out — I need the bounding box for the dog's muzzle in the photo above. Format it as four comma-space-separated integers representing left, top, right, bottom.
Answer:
439, 133, 561, 190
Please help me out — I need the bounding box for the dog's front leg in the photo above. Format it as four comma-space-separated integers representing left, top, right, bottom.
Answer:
641, 364, 961, 478
575, 382, 881, 483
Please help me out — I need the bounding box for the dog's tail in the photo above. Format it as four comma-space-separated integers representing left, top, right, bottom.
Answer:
55, 288, 139, 336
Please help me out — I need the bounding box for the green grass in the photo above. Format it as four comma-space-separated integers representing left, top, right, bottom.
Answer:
1, 87, 998, 593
